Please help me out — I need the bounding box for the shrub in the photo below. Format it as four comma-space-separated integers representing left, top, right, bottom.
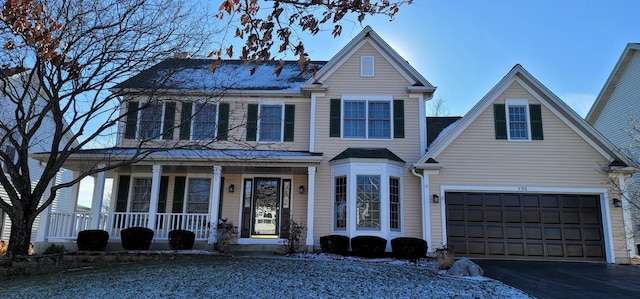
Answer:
77, 230, 109, 251
43, 244, 66, 255
435, 245, 455, 270
168, 230, 195, 250
0, 240, 6, 257
319, 235, 349, 255
214, 219, 237, 254
280, 220, 304, 254
350, 236, 387, 258
121, 227, 154, 250
391, 237, 427, 260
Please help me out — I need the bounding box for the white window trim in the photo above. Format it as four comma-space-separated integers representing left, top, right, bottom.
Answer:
340, 95, 393, 140
505, 99, 531, 142
184, 176, 213, 214
136, 101, 165, 141
330, 162, 404, 244
128, 176, 153, 212
190, 101, 219, 141
361, 56, 375, 77
257, 100, 285, 143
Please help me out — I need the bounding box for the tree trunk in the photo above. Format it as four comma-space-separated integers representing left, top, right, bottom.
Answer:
7, 213, 34, 257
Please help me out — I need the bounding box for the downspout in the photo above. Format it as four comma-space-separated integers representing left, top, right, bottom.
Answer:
411, 167, 431, 253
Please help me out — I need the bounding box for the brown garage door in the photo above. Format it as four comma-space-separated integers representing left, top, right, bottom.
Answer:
446, 192, 605, 261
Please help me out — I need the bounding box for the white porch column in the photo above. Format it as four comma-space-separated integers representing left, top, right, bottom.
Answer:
90, 168, 107, 229
306, 166, 316, 248
147, 164, 162, 229
208, 165, 222, 244
70, 171, 81, 212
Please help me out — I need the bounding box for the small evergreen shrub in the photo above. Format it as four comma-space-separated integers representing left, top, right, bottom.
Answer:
319, 235, 349, 255
350, 236, 387, 258
77, 230, 109, 251
168, 230, 195, 250
43, 244, 66, 255
391, 237, 427, 260
280, 220, 304, 254
121, 227, 154, 250
214, 219, 237, 254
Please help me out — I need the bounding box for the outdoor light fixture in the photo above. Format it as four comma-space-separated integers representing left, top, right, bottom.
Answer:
613, 198, 622, 208
299, 185, 305, 194
432, 194, 440, 203
228, 184, 235, 193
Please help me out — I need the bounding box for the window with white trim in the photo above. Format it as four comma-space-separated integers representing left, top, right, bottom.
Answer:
192, 103, 218, 140
138, 102, 163, 139
332, 162, 402, 236
343, 99, 391, 139
361, 56, 374, 77
506, 100, 530, 141
131, 178, 152, 212
186, 178, 211, 213
259, 104, 283, 142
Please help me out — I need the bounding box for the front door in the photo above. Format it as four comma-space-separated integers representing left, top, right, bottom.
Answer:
252, 178, 280, 237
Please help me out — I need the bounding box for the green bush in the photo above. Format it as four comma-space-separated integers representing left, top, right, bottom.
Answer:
121, 227, 154, 250
77, 230, 109, 251
43, 244, 66, 255
168, 230, 195, 250
350, 236, 387, 258
390, 237, 427, 260
319, 235, 349, 255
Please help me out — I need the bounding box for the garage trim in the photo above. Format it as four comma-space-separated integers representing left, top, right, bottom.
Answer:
439, 185, 615, 263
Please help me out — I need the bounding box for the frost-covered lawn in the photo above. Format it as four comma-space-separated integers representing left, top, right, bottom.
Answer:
0, 254, 533, 298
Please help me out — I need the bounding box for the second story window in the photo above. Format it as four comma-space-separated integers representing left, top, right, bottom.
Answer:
259, 104, 283, 142
493, 99, 543, 141
343, 99, 391, 139
508, 104, 528, 140
138, 102, 163, 140
2, 145, 16, 173
192, 103, 218, 140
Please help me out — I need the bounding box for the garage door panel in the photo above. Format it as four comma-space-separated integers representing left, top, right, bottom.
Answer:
446, 192, 605, 261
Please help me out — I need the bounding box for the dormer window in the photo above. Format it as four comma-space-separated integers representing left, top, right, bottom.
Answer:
493, 99, 544, 141
361, 56, 374, 77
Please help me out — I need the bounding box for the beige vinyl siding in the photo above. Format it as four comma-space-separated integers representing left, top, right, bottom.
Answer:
427, 81, 627, 261
311, 42, 424, 243
120, 97, 311, 152
592, 50, 640, 151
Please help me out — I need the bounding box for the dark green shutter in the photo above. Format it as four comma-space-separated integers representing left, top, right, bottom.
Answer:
172, 176, 186, 212
124, 102, 138, 139
284, 104, 295, 142
493, 104, 507, 140
180, 102, 192, 140
163, 102, 175, 140
246, 104, 258, 141
530, 104, 543, 140
217, 103, 229, 141
115, 175, 131, 212
330, 99, 341, 137
157, 176, 169, 213
393, 100, 404, 138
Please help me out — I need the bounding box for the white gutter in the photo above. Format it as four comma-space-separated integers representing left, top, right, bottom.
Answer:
411, 167, 432, 253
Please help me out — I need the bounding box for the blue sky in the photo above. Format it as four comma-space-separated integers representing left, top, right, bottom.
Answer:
281, 0, 639, 117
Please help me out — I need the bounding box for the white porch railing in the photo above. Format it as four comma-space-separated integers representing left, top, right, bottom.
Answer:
47, 212, 211, 241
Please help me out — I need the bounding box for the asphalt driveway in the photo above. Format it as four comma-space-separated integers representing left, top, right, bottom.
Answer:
473, 259, 640, 299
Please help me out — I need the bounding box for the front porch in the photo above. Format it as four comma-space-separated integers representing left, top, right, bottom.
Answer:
37, 148, 322, 250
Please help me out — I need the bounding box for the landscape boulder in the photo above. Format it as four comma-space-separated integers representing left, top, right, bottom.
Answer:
447, 258, 484, 276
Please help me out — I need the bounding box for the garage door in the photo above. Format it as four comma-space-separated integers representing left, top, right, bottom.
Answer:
446, 192, 605, 261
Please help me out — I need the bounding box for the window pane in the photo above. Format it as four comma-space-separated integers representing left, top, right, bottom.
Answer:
334, 176, 347, 230
192, 103, 217, 140
131, 178, 152, 212
508, 105, 528, 140
139, 103, 163, 139
187, 178, 210, 213
389, 177, 400, 231
343, 101, 366, 138
259, 105, 282, 142
368, 101, 390, 138
356, 175, 380, 230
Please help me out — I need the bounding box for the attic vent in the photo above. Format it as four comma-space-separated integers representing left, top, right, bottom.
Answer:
361, 56, 374, 77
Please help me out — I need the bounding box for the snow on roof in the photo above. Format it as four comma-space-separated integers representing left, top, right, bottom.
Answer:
113, 59, 327, 92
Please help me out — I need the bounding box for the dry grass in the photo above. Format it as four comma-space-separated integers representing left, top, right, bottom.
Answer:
436, 248, 456, 270
0, 240, 6, 257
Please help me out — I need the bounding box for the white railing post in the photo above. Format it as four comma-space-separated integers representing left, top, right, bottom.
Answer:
208, 165, 222, 244
306, 166, 316, 248
147, 164, 162, 230
90, 167, 106, 229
